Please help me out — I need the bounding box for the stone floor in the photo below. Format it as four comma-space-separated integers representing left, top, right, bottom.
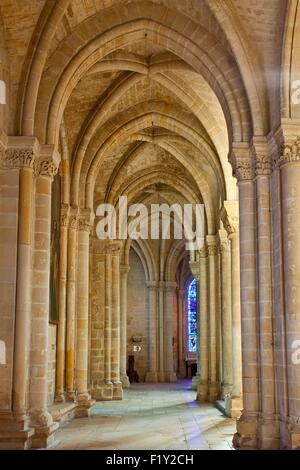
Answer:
50, 380, 235, 450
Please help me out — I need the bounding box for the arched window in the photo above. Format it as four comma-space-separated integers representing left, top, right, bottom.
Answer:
187, 278, 197, 352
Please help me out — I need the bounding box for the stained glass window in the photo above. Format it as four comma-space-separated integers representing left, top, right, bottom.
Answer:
187, 278, 197, 352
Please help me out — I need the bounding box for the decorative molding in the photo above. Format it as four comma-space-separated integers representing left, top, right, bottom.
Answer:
255, 154, 271, 176
273, 138, 300, 169
78, 219, 92, 233
1, 148, 36, 169
207, 244, 218, 256
35, 157, 58, 179
69, 216, 78, 230
235, 156, 254, 181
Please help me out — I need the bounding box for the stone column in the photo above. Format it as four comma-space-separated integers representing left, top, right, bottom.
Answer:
103, 246, 113, 399
278, 137, 300, 448
158, 282, 165, 382
30, 155, 59, 447
254, 140, 278, 449
231, 144, 259, 449
164, 282, 177, 382
219, 231, 233, 399
207, 235, 220, 402
227, 225, 243, 417
145, 281, 158, 382
120, 264, 130, 388
75, 215, 94, 416
197, 245, 209, 402
55, 205, 69, 403
177, 289, 186, 378
111, 243, 122, 400
66, 209, 78, 401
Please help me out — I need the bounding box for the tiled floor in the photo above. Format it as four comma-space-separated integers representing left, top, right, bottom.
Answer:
51, 380, 235, 450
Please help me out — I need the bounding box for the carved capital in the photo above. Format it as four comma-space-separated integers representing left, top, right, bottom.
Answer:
255, 154, 271, 176
69, 216, 78, 230
199, 244, 208, 259
78, 219, 92, 233
274, 138, 300, 169
235, 156, 254, 181
35, 157, 58, 179
1, 148, 36, 169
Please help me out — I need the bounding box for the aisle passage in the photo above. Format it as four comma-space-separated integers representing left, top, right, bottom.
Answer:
51, 381, 235, 450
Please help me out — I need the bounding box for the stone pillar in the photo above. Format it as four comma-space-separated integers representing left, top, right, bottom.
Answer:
30, 155, 59, 447
55, 205, 69, 403
145, 281, 158, 382
231, 144, 259, 449
197, 245, 209, 402
0, 140, 38, 448
227, 225, 243, 417
278, 136, 300, 448
66, 209, 78, 401
158, 282, 165, 382
120, 264, 130, 388
207, 235, 220, 402
254, 139, 278, 449
219, 231, 233, 399
103, 246, 113, 399
164, 282, 177, 382
111, 243, 122, 400
177, 289, 186, 378
75, 215, 94, 416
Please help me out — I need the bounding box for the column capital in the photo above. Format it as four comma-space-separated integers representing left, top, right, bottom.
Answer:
206, 235, 219, 256
251, 136, 272, 177
199, 243, 208, 258
230, 142, 254, 182
218, 230, 230, 253
189, 260, 200, 279
146, 280, 158, 290
1, 136, 40, 170
60, 204, 70, 227
275, 137, 300, 169
164, 281, 177, 292
221, 201, 239, 236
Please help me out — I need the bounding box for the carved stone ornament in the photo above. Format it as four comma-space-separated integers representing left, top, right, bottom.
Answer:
255, 154, 271, 176
1, 148, 36, 169
235, 157, 253, 181
274, 138, 300, 169
35, 158, 58, 179
78, 219, 91, 233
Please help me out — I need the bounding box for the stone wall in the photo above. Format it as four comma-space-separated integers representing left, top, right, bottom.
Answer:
127, 250, 148, 382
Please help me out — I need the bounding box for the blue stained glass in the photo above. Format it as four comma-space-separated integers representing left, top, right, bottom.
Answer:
188, 278, 197, 352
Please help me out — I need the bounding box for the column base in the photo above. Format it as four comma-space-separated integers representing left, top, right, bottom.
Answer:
54, 392, 66, 404
257, 413, 280, 450
65, 391, 76, 402
31, 422, 59, 448
121, 375, 130, 388
75, 394, 95, 418
208, 382, 220, 402
196, 381, 208, 402
158, 371, 166, 382
233, 410, 258, 449
165, 371, 177, 383
91, 381, 114, 401
112, 381, 123, 400
145, 371, 158, 383
224, 394, 243, 418
0, 412, 34, 450
192, 374, 200, 390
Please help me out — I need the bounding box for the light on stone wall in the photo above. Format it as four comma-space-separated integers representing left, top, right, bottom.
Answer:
0, 80, 6, 105
0, 340, 6, 365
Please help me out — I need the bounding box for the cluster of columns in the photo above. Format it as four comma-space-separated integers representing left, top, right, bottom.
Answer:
231, 130, 300, 449
90, 240, 123, 400
189, 226, 243, 416
0, 137, 60, 448
144, 281, 177, 383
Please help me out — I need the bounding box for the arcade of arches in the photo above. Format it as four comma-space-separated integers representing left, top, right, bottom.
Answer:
0, 0, 300, 451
